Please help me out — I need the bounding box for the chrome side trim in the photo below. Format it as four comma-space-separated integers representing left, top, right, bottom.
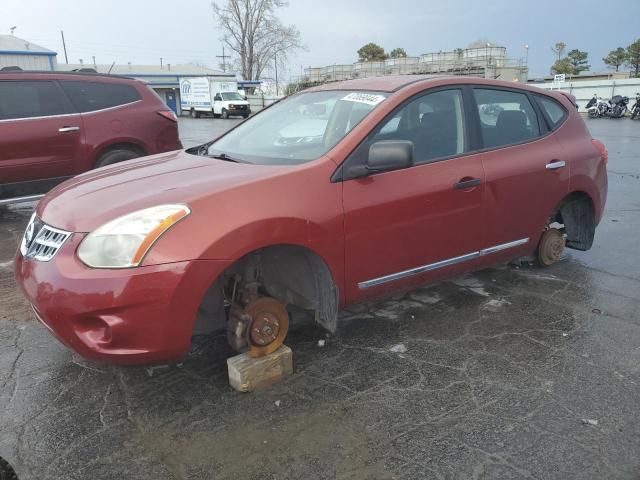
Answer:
480, 238, 529, 256
0, 112, 81, 123
0, 194, 44, 206
0, 100, 142, 123
358, 252, 479, 289
357, 237, 530, 290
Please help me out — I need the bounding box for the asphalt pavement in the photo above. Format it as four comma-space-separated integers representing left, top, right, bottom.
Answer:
0, 117, 639, 479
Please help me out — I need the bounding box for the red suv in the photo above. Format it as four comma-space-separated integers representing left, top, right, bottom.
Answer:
14, 76, 608, 365
0, 71, 181, 200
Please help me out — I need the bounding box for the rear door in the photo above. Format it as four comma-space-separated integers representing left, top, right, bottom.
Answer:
341, 88, 487, 302
470, 87, 570, 259
0, 80, 83, 187
59, 80, 145, 167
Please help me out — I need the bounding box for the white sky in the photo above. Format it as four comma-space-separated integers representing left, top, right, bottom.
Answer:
5, 0, 640, 79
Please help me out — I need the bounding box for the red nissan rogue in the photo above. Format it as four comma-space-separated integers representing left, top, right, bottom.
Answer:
14, 76, 608, 364
0, 70, 181, 200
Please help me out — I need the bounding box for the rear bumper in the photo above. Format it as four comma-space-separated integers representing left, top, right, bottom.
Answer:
14, 234, 230, 365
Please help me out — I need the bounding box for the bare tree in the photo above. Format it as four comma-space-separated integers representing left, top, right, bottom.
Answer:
551, 42, 566, 61
212, 0, 303, 81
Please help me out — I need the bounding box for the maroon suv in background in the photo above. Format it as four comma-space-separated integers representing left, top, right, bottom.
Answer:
0, 71, 181, 200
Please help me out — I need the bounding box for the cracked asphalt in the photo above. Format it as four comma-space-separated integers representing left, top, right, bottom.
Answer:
1, 117, 639, 479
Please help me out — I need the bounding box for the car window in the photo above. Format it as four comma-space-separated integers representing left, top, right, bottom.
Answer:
536, 95, 566, 128
473, 88, 540, 148
221, 92, 244, 101
60, 81, 141, 113
374, 89, 467, 164
0, 81, 73, 120
208, 90, 388, 165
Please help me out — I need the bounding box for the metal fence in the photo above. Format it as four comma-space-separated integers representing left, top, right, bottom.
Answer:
247, 94, 283, 112
530, 78, 640, 111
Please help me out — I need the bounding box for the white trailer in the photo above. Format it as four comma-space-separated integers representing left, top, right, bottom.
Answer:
179, 77, 251, 119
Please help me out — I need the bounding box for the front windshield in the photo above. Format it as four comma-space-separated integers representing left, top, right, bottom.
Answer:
221, 92, 245, 101
208, 90, 388, 165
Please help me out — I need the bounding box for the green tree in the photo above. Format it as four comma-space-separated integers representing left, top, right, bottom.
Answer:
626, 39, 640, 77
389, 48, 407, 59
567, 49, 590, 75
357, 43, 387, 62
551, 57, 573, 75
603, 47, 627, 71
551, 42, 566, 61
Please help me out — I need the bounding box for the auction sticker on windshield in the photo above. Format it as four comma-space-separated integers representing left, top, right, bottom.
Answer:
341, 93, 386, 106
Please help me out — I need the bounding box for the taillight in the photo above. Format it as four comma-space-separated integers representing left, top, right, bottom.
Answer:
157, 110, 177, 122
591, 139, 608, 165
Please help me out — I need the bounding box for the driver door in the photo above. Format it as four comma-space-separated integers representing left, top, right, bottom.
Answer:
213, 93, 222, 115
341, 88, 487, 302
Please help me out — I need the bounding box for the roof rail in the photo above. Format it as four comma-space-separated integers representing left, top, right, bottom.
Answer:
0, 69, 134, 80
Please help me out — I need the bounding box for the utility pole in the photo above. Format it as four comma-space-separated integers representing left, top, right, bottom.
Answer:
216, 46, 230, 72
274, 51, 278, 96
92, 56, 96, 68
160, 57, 163, 69
60, 30, 68, 64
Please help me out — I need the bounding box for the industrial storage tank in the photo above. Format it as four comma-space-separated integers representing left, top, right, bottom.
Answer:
353, 61, 385, 78
305, 67, 322, 83
326, 64, 353, 81
463, 46, 506, 68
384, 57, 420, 75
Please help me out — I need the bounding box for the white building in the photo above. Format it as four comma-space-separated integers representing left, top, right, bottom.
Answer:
0, 35, 57, 71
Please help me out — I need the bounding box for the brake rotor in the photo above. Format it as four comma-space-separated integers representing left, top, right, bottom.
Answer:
244, 297, 289, 358
537, 228, 566, 267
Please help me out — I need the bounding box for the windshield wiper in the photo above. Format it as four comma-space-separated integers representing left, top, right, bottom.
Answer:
208, 152, 244, 163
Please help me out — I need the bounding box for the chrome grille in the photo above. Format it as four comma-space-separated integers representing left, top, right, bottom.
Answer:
20, 215, 71, 262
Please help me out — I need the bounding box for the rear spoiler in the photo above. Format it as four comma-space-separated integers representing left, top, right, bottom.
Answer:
558, 91, 579, 109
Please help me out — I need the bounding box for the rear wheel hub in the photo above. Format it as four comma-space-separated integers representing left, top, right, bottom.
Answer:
537, 228, 565, 267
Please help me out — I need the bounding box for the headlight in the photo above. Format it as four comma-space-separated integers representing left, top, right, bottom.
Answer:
77, 204, 190, 268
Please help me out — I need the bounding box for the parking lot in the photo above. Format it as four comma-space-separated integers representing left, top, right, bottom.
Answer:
1, 116, 639, 479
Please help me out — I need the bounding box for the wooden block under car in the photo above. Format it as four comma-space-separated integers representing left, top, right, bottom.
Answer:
227, 345, 293, 392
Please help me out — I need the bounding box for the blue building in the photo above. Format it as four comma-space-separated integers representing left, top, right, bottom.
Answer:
0, 35, 57, 71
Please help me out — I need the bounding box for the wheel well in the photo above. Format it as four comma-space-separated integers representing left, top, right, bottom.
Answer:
94, 142, 146, 167
551, 191, 596, 251
192, 245, 339, 336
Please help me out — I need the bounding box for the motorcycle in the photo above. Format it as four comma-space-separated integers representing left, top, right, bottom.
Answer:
606, 95, 629, 118
585, 94, 608, 118
630, 93, 640, 120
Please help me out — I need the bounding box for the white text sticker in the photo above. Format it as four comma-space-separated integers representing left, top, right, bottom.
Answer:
341, 93, 386, 106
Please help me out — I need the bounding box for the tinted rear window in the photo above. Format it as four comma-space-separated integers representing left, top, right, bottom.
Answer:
473, 88, 541, 149
60, 81, 141, 112
0, 80, 73, 120
536, 96, 567, 129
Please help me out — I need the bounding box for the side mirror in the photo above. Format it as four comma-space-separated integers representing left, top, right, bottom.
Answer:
347, 140, 414, 178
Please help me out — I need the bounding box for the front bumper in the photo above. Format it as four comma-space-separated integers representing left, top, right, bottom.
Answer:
14, 233, 230, 365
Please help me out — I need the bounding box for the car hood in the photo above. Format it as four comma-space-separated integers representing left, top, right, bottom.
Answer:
37, 149, 287, 232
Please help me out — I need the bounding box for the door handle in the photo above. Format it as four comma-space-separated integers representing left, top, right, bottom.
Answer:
58, 126, 80, 133
454, 177, 482, 190
545, 160, 566, 170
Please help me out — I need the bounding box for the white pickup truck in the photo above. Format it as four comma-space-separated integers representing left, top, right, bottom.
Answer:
179, 77, 251, 119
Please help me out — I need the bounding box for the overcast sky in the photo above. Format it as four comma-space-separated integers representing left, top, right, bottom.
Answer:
5, 0, 640, 79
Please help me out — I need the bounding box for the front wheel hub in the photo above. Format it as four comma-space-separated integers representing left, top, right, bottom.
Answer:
227, 297, 289, 358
